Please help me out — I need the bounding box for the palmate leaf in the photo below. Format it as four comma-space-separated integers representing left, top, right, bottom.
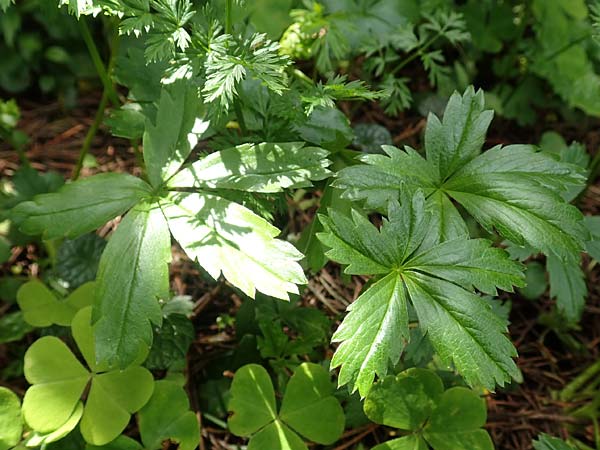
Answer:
22, 307, 154, 446
366, 369, 493, 450
335, 87, 588, 264
228, 363, 344, 450
318, 190, 523, 396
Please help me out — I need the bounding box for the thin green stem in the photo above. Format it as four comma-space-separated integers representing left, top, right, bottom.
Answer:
560, 359, 600, 402
72, 90, 109, 180
79, 18, 120, 107
225, 0, 233, 34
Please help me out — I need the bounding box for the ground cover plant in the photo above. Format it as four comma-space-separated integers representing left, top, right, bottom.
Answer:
1, 1, 600, 450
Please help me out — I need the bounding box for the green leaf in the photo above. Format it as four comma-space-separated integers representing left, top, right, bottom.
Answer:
0, 387, 22, 450
584, 215, 600, 261
228, 363, 343, 449
547, 255, 586, 322
145, 314, 194, 370
444, 144, 587, 262
94, 203, 170, 368
405, 273, 520, 389
169, 142, 331, 193
143, 82, 204, 188
405, 238, 523, 295
0, 237, 9, 265
296, 107, 353, 149
228, 364, 277, 436
319, 192, 522, 394
248, 421, 307, 450
533, 433, 576, 450
335, 87, 588, 264
79, 367, 154, 445
279, 363, 344, 444
364, 371, 442, 431
424, 87, 493, 179
353, 123, 393, 154
23, 307, 154, 446
0, 311, 33, 343
24, 403, 84, 447
18, 280, 95, 328
367, 370, 492, 450
12, 173, 151, 239
138, 380, 200, 450
162, 192, 306, 300
423, 387, 493, 450
22, 337, 90, 433
372, 435, 428, 450
56, 234, 106, 289
86, 435, 143, 450
519, 262, 548, 300
18, 280, 68, 327
330, 273, 408, 397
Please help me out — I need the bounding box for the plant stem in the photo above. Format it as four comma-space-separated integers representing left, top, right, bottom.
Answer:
72, 90, 109, 180
225, 0, 233, 34
79, 18, 120, 107
560, 359, 600, 401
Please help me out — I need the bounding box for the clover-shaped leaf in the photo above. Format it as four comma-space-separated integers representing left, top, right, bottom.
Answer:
228, 363, 344, 450
138, 380, 200, 450
17, 280, 94, 327
0, 387, 22, 450
22, 307, 154, 446
365, 369, 493, 450
86, 435, 143, 450
24, 403, 84, 447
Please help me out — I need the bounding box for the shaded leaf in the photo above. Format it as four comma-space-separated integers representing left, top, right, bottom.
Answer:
138, 380, 200, 450
169, 142, 330, 193
12, 173, 151, 240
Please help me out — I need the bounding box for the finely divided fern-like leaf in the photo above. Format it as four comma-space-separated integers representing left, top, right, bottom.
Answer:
318, 189, 524, 396
202, 33, 290, 112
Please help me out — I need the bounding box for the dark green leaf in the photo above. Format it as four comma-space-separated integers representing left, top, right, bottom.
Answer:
94, 203, 170, 368
12, 173, 151, 240
145, 314, 194, 370
56, 233, 106, 289
138, 380, 200, 450
319, 192, 522, 395
547, 255, 586, 322
143, 82, 205, 187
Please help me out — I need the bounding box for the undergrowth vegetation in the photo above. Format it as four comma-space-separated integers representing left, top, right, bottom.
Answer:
1, 0, 600, 449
